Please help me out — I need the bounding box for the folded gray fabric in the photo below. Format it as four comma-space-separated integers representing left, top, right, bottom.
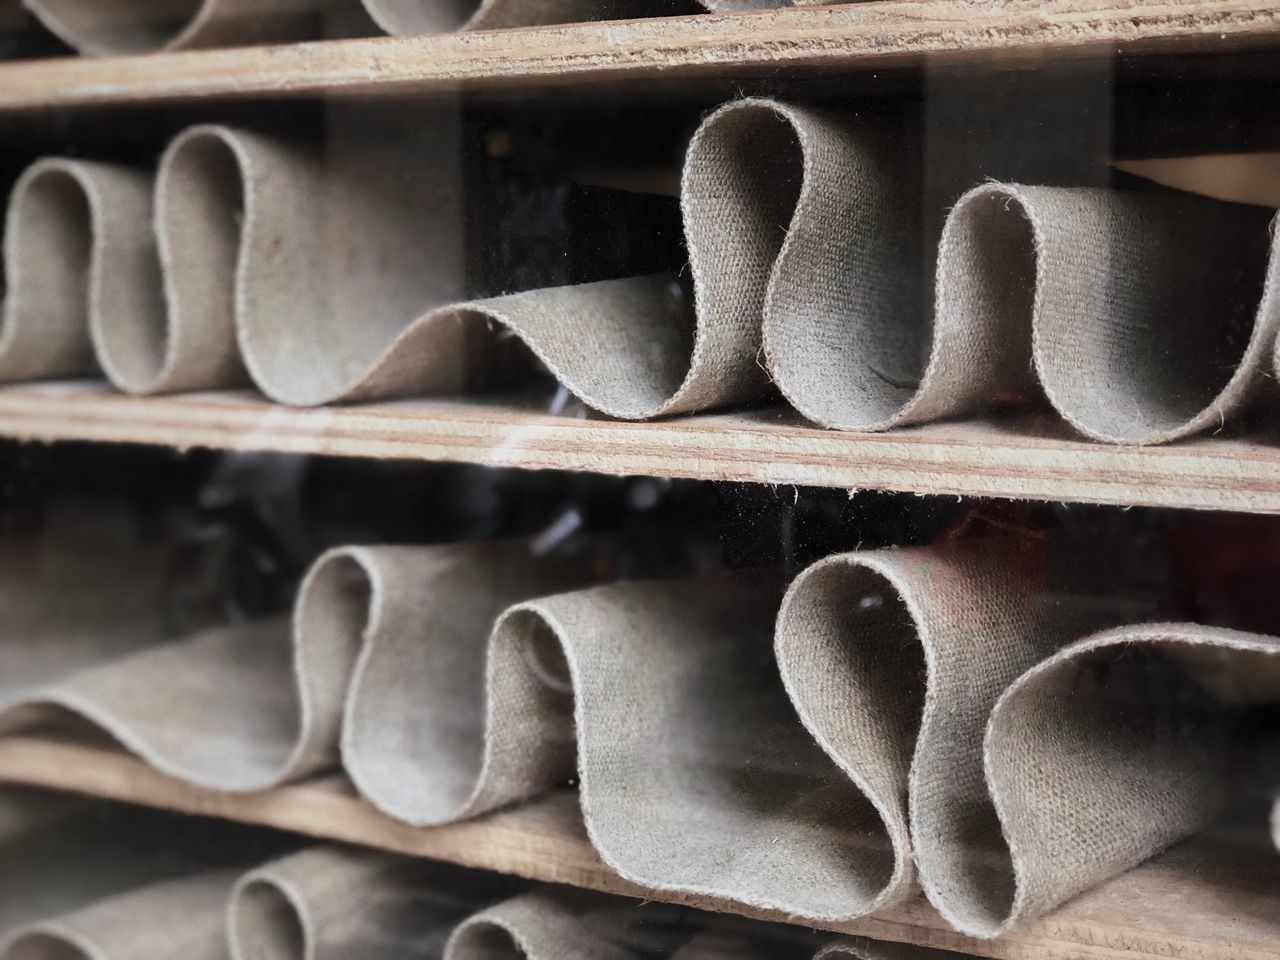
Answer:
346, 566, 890, 925
929, 183, 1280, 444
0, 787, 276, 958
2, 871, 238, 960
21, 0, 735, 55
0, 538, 591, 793
977, 622, 1280, 938
1, 96, 1275, 445
0, 507, 175, 702
774, 539, 1144, 927
444, 888, 682, 960
779, 543, 1280, 937
20, 0, 351, 54
229, 845, 507, 960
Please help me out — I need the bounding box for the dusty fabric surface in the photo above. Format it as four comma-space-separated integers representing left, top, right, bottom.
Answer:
977, 622, 1280, 937
779, 541, 1280, 936
348, 566, 893, 923
0, 787, 280, 959
445, 888, 684, 960
0, 538, 589, 793
20, 0, 352, 54
2, 871, 238, 960
1, 96, 1275, 443
229, 845, 508, 960
21, 0, 741, 53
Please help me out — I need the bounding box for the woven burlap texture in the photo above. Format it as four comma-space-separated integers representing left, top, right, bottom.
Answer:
980, 622, 1280, 937
343, 566, 902, 924
2, 871, 238, 960
20, 0, 351, 54
779, 541, 1280, 937
230, 845, 509, 960
0, 787, 280, 960
0, 537, 588, 793
21, 0, 763, 54
2, 96, 1277, 443
445, 888, 686, 960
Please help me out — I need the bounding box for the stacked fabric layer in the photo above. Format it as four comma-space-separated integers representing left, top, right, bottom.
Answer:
1, 516, 1274, 940
8, 0, 838, 56
0, 796, 923, 960
0, 97, 1274, 446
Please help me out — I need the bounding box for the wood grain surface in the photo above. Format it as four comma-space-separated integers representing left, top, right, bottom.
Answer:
0, 1, 1278, 110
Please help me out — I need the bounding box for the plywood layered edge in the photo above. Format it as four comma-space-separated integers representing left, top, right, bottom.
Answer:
0, 382, 1279, 512
0, 0, 1279, 110
0, 736, 1274, 960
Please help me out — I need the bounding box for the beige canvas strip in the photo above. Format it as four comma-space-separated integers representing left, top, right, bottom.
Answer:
976, 623, 1280, 937
21, 0, 764, 54
1, 871, 238, 960
778, 544, 1280, 937
445, 888, 684, 960
2, 97, 1278, 441
0, 538, 591, 793
21, 0, 349, 54
229, 845, 505, 960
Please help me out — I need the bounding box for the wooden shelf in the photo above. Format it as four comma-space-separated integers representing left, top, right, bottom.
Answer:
1, 382, 1279, 512
0, 735, 1273, 960
0, 1, 1278, 111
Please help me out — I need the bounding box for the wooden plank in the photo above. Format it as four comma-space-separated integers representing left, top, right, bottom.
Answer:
0, 735, 1274, 960
0, 1, 1278, 111
0, 382, 1279, 512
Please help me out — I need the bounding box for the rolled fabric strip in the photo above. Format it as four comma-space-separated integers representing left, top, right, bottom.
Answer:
21, 0, 800, 56
934, 183, 1280, 444
444, 889, 683, 960
976, 622, 1280, 938
0, 98, 895, 419
3, 96, 1275, 442
0, 508, 176, 700
1, 871, 238, 960
229, 845, 506, 960
774, 539, 1143, 928
347, 567, 887, 924
0, 538, 588, 792
20, 0, 348, 54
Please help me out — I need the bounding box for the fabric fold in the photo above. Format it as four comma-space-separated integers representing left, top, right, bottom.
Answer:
774, 538, 1139, 927
2, 871, 238, 960
4, 94, 1276, 444
444, 889, 683, 960
347, 567, 891, 924
21, 0, 350, 54
229, 845, 506, 960
977, 622, 1280, 938
0, 537, 589, 793
20, 0, 758, 55
777, 541, 1280, 937
930, 184, 1280, 444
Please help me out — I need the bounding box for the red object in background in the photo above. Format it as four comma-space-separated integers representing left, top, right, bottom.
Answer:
1166, 513, 1280, 635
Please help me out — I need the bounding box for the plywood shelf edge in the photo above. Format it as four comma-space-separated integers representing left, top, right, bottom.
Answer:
0, 736, 1274, 960
0, 383, 1278, 512
0, 1, 1278, 109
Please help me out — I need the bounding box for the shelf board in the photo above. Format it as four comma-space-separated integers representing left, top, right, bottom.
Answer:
0, 382, 1279, 512
0, 735, 1274, 960
0, 1, 1279, 110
